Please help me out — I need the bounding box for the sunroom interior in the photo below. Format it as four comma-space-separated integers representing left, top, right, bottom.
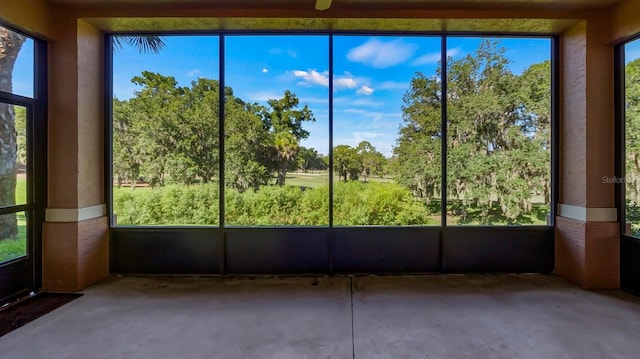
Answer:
1, 0, 640, 357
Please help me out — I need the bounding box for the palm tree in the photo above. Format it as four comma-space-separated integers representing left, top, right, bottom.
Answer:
0, 30, 164, 240
112, 35, 165, 54
272, 131, 299, 186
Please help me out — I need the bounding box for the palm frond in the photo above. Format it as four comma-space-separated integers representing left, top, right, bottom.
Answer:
112, 35, 166, 54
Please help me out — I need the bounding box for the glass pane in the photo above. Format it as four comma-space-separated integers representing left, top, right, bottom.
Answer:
0, 211, 27, 263
0, 103, 27, 207
446, 37, 552, 225
224, 35, 329, 226
625, 38, 640, 236
111, 35, 220, 226
333, 36, 442, 226
0, 26, 34, 98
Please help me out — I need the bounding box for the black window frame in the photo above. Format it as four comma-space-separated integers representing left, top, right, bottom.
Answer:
106, 30, 557, 276
616, 34, 640, 295
0, 22, 47, 304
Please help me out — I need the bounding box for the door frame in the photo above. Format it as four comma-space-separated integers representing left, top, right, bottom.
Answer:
0, 26, 47, 305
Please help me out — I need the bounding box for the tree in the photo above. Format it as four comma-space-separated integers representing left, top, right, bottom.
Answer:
113, 72, 222, 187
112, 98, 142, 187
263, 90, 315, 186
176, 77, 221, 184
112, 35, 166, 54
334, 145, 362, 182
111, 36, 167, 188
0, 27, 25, 239
357, 141, 386, 182
297, 146, 327, 173
394, 70, 442, 202
396, 39, 551, 222
519, 61, 552, 205
225, 94, 272, 191
625, 58, 640, 231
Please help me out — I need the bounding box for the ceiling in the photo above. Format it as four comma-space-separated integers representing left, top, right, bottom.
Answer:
45, 0, 623, 11
46, 0, 625, 34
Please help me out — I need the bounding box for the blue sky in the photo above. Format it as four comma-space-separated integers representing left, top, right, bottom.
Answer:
11, 38, 34, 98
112, 35, 551, 157
7, 33, 639, 158
627, 38, 640, 63
100, 35, 552, 157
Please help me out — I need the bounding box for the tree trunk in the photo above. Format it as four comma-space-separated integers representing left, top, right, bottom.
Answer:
0, 28, 26, 240
276, 164, 287, 186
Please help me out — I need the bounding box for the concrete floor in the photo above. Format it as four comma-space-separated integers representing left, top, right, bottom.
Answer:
1, 275, 639, 359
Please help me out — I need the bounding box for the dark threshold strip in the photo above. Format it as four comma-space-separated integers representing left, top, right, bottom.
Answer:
0, 293, 82, 337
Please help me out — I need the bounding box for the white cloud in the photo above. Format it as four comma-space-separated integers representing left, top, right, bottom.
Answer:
347, 38, 417, 68
246, 91, 282, 102
292, 69, 329, 87
357, 85, 375, 96
262, 68, 269, 73
411, 52, 440, 66
343, 108, 369, 115
187, 69, 201, 77
269, 48, 298, 58
353, 131, 384, 140
291, 70, 364, 91
335, 76, 357, 89
412, 48, 462, 66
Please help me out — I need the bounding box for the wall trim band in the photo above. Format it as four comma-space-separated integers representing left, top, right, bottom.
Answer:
557, 204, 617, 222
45, 204, 107, 222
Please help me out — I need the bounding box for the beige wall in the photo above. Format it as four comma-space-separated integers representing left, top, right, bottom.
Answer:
611, 0, 640, 44
0, 0, 52, 38
42, 17, 108, 291
555, 18, 620, 289
77, 19, 105, 208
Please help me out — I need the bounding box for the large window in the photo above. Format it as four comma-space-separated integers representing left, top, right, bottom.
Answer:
224, 35, 329, 226
109, 33, 553, 228
624, 38, 640, 236
333, 35, 442, 226
446, 37, 551, 225
112, 35, 220, 225
0, 25, 34, 264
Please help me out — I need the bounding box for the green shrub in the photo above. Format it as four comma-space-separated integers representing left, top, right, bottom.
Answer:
627, 200, 640, 236
113, 181, 436, 226
114, 183, 219, 225
334, 181, 435, 225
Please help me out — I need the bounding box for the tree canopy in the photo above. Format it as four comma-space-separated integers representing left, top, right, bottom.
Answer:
394, 40, 551, 222
113, 72, 317, 191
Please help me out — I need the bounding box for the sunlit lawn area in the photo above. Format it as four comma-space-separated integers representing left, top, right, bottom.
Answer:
15, 176, 27, 204
0, 177, 28, 263
0, 212, 27, 263
276, 172, 394, 189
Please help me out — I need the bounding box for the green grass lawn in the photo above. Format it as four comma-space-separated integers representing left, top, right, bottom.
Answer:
286, 172, 394, 188
0, 178, 28, 263
285, 172, 329, 189
16, 176, 27, 204
0, 212, 27, 263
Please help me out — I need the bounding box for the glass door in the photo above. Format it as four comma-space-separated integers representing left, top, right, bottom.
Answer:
0, 24, 42, 304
